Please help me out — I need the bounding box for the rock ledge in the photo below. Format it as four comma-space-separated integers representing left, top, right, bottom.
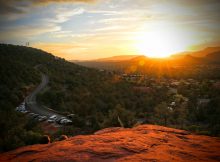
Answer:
1, 124, 220, 162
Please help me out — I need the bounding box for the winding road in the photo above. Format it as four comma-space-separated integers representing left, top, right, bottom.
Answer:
25, 74, 66, 119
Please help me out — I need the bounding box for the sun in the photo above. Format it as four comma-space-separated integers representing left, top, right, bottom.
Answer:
135, 25, 188, 58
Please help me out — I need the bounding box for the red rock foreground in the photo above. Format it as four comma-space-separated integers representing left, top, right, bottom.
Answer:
1, 125, 220, 162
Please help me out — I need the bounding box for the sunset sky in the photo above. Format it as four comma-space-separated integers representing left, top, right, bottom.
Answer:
0, 0, 220, 60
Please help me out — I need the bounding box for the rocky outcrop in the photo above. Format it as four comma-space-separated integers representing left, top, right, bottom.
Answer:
1, 124, 220, 162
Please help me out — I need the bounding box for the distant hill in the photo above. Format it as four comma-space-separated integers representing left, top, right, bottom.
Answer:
75, 47, 220, 70
206, 51, 220, 63
171, 55, 205, 66
191, 47, 220, 57
74, 47, 220, 79
95, 55, 140, 62
73, 47, 220, 65
172, 46, 220, 58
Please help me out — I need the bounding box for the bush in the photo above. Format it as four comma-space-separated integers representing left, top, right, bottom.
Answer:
101, 104, 136, 128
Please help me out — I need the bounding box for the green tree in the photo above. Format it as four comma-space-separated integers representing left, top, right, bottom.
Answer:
154, 102, 171, 126
101, 104, 135, 128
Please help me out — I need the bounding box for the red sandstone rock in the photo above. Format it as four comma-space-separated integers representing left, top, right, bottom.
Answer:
0, 124, 220, 162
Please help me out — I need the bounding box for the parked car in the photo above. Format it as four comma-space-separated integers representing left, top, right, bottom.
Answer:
49, 115, 57, 120
60, 119, 72, 125
15, 104, 26, 112
41, 116, 47, 120
28, 113, 35, 117
47, 119, 55, 123
20, 110, 28, 114
38, 116, 47, 122
33, 114, 40, 118
55, 117, 66, 124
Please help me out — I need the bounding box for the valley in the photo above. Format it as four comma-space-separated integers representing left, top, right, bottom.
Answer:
0, 44, 219, 161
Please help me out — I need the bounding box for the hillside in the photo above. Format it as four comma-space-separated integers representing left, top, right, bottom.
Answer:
1, 44, 220, 154
0, 44, 54, 152
1, 124, 220, 162
0, 44, 113, 151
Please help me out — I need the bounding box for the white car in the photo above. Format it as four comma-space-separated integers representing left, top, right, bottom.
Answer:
47, 119, 55, 123
29, 113, 35, 116
60, 119, 72, 125
33, 114, 39, 118
38, 116, 47, 122
21, 110, 28, 114
49, 115, 57, 120
15, 102, 26, 112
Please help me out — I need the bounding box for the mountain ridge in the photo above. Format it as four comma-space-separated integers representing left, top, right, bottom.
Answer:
171, 46, 220, 58
74, 47, 220, 72
71, 46, 220, 63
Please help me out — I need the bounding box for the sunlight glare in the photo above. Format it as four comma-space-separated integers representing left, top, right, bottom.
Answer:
135, 24, 190, 58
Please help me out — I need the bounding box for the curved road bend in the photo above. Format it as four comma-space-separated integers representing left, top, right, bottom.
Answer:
25, 74, 66, 119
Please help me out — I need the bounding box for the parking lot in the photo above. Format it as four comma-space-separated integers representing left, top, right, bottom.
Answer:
15, 74, 73, 126
16, 101, 73, 125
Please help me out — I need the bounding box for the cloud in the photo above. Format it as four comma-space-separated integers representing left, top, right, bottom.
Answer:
0, 0, 27, 15
0, 2, 86, 41
87, 10, 122, 16
171, 0, 220, 6
95, 26, 125, 32
52, 8, 85, 23
0, 0, 95, 16
52, 30, 73, 38
99, 17, 151, 25
1, 0, 219, 60
33, 0, 96, 4
0, 24, 61, 42
0, 2, 23, 15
